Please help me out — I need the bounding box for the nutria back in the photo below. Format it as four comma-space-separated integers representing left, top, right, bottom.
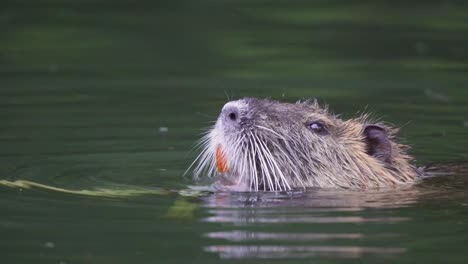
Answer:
190, 98, 420, 191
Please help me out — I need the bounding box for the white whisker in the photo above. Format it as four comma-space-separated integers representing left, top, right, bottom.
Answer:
253, 133, 282, 191
257, 135, 292, 190
251, 132, 274, 191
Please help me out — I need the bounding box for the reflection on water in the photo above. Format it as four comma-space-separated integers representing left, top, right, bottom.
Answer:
199, 181, 463, 260
204, 214, 409, 224
201, 186, 425, 209
206, 231, 368, 241
205, 245, 406, 259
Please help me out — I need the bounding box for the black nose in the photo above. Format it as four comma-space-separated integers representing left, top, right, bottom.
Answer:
228, 111, 237, 121
222, 104, 240, 124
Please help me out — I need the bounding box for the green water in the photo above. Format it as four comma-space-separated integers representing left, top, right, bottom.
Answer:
2, 1, 468, 263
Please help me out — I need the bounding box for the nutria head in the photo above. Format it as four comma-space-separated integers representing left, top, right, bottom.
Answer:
191, 98, 418, 191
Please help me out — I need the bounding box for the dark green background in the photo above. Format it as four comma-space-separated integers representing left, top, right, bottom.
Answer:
1, 1, 468, 263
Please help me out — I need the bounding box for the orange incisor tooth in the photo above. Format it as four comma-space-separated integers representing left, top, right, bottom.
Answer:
216, 144, 229, 173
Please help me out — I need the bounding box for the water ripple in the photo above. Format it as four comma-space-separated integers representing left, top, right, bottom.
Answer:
205, 231, 400, 242
203, 215, 409, 224
204, 245, 407, 259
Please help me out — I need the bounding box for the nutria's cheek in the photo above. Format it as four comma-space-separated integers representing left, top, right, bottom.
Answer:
216, 144, 229, 173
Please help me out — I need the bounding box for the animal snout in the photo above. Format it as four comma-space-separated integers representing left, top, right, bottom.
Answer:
221, 101, 245, 125
222, 105, 240, 123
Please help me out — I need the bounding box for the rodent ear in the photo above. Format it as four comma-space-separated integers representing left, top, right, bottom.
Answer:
363, 125, 392, 163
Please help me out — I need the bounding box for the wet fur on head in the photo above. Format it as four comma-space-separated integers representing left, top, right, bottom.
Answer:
189, 98, 418, 191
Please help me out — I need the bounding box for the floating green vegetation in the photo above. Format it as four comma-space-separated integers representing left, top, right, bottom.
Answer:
164, 198, 200, 220
0, 179, 170, 198
0, 180, 213, 199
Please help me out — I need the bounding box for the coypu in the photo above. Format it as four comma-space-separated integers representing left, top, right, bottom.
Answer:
189, 98, 422, 191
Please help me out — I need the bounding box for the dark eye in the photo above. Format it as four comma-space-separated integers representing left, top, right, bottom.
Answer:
307, 121, 327, 135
